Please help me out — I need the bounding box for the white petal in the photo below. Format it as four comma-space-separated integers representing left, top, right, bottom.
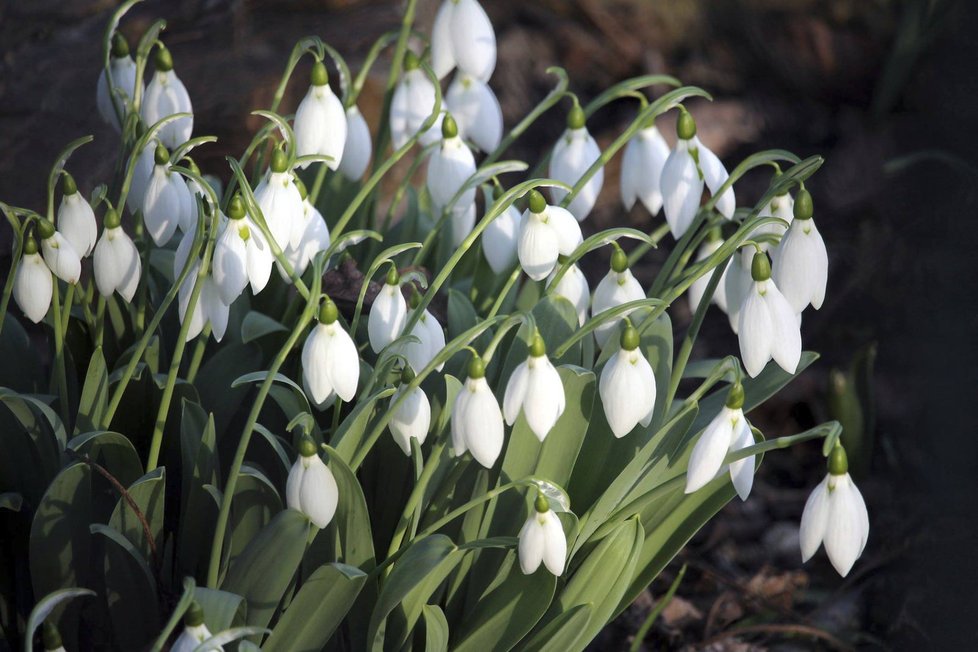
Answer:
547, 264, 589, 326
127, 141, 157, 215
451, 203, 477, 247
299, 455, 339, 528
600, 349, 653, 438
727, 417, 755, 501
591, 269, 645, 348
684, 408, 735, 494
389, 386, 431, 455
286, 459, 304, 513
462, 378, 504, 468
446, 74, 502, 152
773, 218, 828, 312
14, 253, 52, 323
97, 56, 141, 131
621, 126, 670, 215
202, 277, 229, 342
450, 0, 496, 82
368, 283, 407, 353
177, 266, 205, 341
339, 105, 372, 181
302, 324, 334, 406
694, 137, 735, 218
763, 282, 802, 374
549, 128, 603, 221
724, 249, 754, 332
431, 0, 456, 79
451, 387, 471, 458
502, 361, 530, 425
57, 193, 98, 257
738, 283, 773, 378
518, 516, 544, 574
245, 224, 275, 294
41, 233, 81, 284
290, 202, 330, 275
482, 199, 520, 274
295, 85, 347, 170
824, 474, 865, 576
255, 172, 304, 252
141, 70, 193, 149
390, 69, 437, 150
427, 136, 476, 211
142, 166, 181, 246
660, 143, 703, 238
518, 211, 559, 281
547, 206, 583, 256
541, 511, 567, 575
323, 323, 360, 402
212, 224, 249, 305
799, 475, 831, 562
523, 357, 565, 440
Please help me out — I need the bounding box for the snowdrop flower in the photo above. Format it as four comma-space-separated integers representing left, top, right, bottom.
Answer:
517, 190, 583, 281
302, 298, 360, 408
41, 621, 66, 652
142, 144, 193, 246
518, 493, 566, 575
13, 237, 52, 324
368, 266, 407, 353
38, 219, 81, 284
548, 104, 603, 221
294, 61, 346, 170
126, 138, 157, 216
684, 383, 756, 500
621, 122, 670, 215
504, 333, 566, 441
404, 288, 446, 373
723, 247, 754, 333
427, 114, 477, 245
446, 73, 502, 152
93, 209, 140, 302
253, 148, 304, 251
287, 436, 340, 529
177, 264, 229, 342
452, 356, 504, 468
687, 232, 726, 315
660, 109, 735, 238
390, 51, 442, 150
96, 33, 142, 132
389, 367, 431, 455
141, 45, 193, 150
599, 322, 656, 438
286, 179, 331, 276
339, 104, 372, 180
482, 186, 520, 273
800, 444, 869, 577
591, 245, 645, 349
211, 195, 273, 305
754, 188, 794, 249
170, 602, 220, 652
738, 252, 802, 378
56, 173, 97, 257
431, 0, 496, 81
546, 261, 589, 326
772, 188, 828, 314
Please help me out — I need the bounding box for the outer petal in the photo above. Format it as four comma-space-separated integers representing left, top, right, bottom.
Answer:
300, 455, 339, 528
451, 387, 471, 457
290, 203, 330, 275
178, 265, 205, 342
626, 126, 670, 215
41, 233, 81, 284
727, 416, 756, 501
323, 323, 361, 402
58, 193, 98, 257
660, 142, 703, 238
518, 516, 545, 574
245, 223, 275, 294
549, 128, 603, 221
286, 459, 304, 513
368, 284, 407, 353
523, 357, 565, 440
93, 231, 122, 298
127, 141, 157, 215
763, 282, 802, 374
773, 218, 828, 312
97, 56, 141, 130
724, 249, 754, 332
339, 105, 372, 181
482, 195, 520, 273
591, 269, 645, 348
684, 408, 735, 494
302, 324, 334, 406
824, 474, 865, 576
503, 361, 530, 425
620, 135, 642, 211
799, 475, 831, 562
738, 283, 774, 378
114, 231, 141, 302
547, 264, 589, 326
294, 87, 330, 160
695, 138, 735, 218
14, 254, 52, 323
600, 350, 650, 438
451, 0, 497, 82
202, 277, 229, 342
212, 224, 249, 305
634, 352, 657, 428
142, 71, 194, 150
431, 0, 456, 79
142, 166, 181, 246
541, 511, 567, 575
546, 205, 583, 256
463, 379, 504, 468
255, 172, 304, 252
427, 137, 476, 210
390, 386, 432, 455
446, 74, 502, 152
518, 212, 559, 281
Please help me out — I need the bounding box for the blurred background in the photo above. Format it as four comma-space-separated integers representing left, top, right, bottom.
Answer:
1, 0, 975, 649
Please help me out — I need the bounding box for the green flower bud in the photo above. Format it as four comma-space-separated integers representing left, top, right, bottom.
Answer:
828, 443, 848, 476
404, 50, 421, 71
467, 355, 486, 380
298, 435, 318, 458
610, 243, 628, 273
270, 148, 289, 174
676, 108, 697, 140
529, 332, 546, 358
184, 601, 205, 628
111, 32, 130, 59
528, 189, 546, 214
311, 60, 328, 87
104, 208, 121, 229
534, 492, 550, 514
750, 251, 771, 282
620, 321, 640, 351
154, 45, 174, 73
41, 621, 62, 651
228, 195, 246, 220
319, 297, 339, 324
62, 172, 77, 196
23, 236, 38, 255
794, 188, 814, 220
725, 382, 745, 409
567, 103, 585, 130
400, 364, 415, 385
154, 143, 170, 166
37, 220, 56, 240
441, 113, 459, 139
385, 264, 400, 286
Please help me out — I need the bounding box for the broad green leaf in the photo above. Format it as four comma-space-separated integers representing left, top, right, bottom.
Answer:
194, 587, 247, 633
240, 311, 288, 343
75, 346, 108, 434
194, 342, 263, 437
108, 467, 165, 563
423, 604, 449, 652
228, 465, 283, 567
330, 387, 395, 467
519, 603, 593, 652
24, 588, 95, 652
68, 430, 143, 489
29, 462, 93, 599
179, 401, 220, 578
92, 523, 159, 651
222, 508, 310, 629
263, 563, 367, 652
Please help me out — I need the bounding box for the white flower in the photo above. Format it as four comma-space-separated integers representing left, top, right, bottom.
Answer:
599, 323, 655, 438
142, 146, 192, 246
404, 306, 446, 373
431, 0, 496, 82
445, 73, 502, 152
170, 603, 219, 652
688, 236, 726, 316
140, 46, 193, 150
451, 202, 477, 247
96, 35, 142, 132
302, 301, 360, 408
339, 104, 372, 181
723, 248, 754, 333
549, 107, 603, 221
253, 150, 304, 251
518, 496, 566, 575
427, 114, 477, 245
178, 265, 229, 342
451, 357, 504, 468
772, 190, 827, 314
390, 54, 442, 150
481, 187, 520, 273
546, 263, 589, 326
800, 446, 869, 577
127, 139, 158, 216
56, 176, 97, 258
591, 247, 645, 349
684, 384, 755, 500
93, 210, 140, 302
13, 240, 52, 324
286, 438, 339, 529
737, 253, 802, 378
39, 226, 81, 284
389, 379, 431, 455
621, 124, 670, 215
211, 201, 273, 305
286, 193, 331, 276
294, 61, 347, 170
503, 334, 565, 441
660, 111, 735, 238
753, 190, 794, 249
517, 191, 582, 281
368, 269, 407, 353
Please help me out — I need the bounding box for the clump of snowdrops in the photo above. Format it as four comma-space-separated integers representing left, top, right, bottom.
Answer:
0, 0, 869, 650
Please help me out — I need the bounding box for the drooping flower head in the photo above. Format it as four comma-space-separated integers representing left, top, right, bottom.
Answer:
14, 235, 53, 324
302, 297, 360, 408
503, 332, 566, 441
286, 436, 340, 529
684, 382, 756, 500
339, 104, 372, 181
427, 113, 477, 246
170, 601, 220, 652
56, 173, 97, 258
451, 355, 504, 468
599, 321, 656, 438
294, 60, 347, 170
621, 120, 670, 215
687, 229, 727, 316
445, 73, 502, 152
517, 190, 583, 281
96, 32, 142, 132
211, 195, 273, 305
253, 147, 304, 252
548, 103, 603, 221
368, 265, 408, 354
141, 44, 193, 150
93, 208, 141, 302
592, 243, 645, 349
142, 143, 193, 246
37, 218, 81, 284
404, 285, 446, 374
390, 51, 442, 150
389, 365, 432, 456
772, 188, 828, 314
482, 184, 520, 274
546, 259, 589, 326
431, 0, 497, 82
518, 492, 567, 575
737, 251, 802, 378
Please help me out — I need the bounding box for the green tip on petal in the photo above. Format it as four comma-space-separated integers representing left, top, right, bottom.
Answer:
319, 297, 339, 324
610, 243, 628, 273
111, 32, 130, 58
828, 443, 848, 476
154, 143, 170, 166
567, 103, 585, 130
270, 148, 289, 174
529, 332, 546, 358
37, 220, 56, 240
467, 355, 486, 380
404, 50, 420, 71
534, 493, 550, 514
294, 176, 309, 201
23, 236, 38, 255
61, 172, 77, 196
298, 435, 318, 458
41, 621, 62, 651
725, 382, 745, 409
154, 45, 173, 72
794, 188, 814, 220
676, 108, 697, 140
750, 251, 771, 282
104, 208, 121, 229
400, 364, 415, 385
184, 601, 205, 628
620, 321, 640, 351
311, 60, 328, 86
528, 190, 546, 214
441, 113, 458, 139
385, 264, 400, 286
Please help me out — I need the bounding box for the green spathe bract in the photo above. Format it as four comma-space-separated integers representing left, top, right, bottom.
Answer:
0, 0, 853, 650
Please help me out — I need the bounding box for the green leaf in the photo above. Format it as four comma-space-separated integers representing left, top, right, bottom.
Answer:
0, 314, 44, 393
194, 587, 247, 633
222, 509, 310, 629
308, 446, 375, 571
329, 387, 395, 466
241, 311, 288, 343
92, 522, 160, 651
228, 465, 284, 568
263, 563, 368, 652
24, 587, 96, 652
68, 430, 143, 490
75, 346, 108, 434
179, 401, 220, 577
519, 603, 593, 652
423, 604, 450, 652
29, 462, 93, 599
108, 467, 165, 563
194, 342, 263, 438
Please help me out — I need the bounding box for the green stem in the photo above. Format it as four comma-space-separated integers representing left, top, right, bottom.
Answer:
387, 440, 446, 558
49, 282, 71, 426
482, 67, 569, 166
486, 267, 522, 318
629, 565, 686, 652
185, 325, 210, 384
627, 223, 671, 266
664, 265, 724, 411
